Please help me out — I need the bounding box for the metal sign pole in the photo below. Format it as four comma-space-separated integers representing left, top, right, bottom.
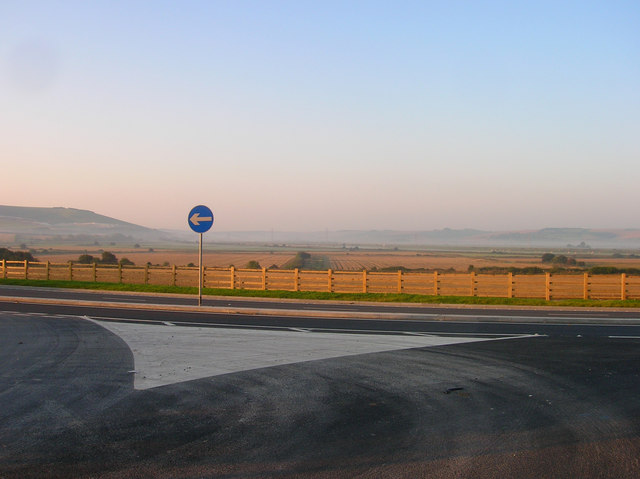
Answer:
188, 205, 214, 307
199, 232, 203, 306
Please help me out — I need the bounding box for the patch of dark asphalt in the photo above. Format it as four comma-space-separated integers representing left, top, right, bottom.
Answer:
1, 315, 640, 478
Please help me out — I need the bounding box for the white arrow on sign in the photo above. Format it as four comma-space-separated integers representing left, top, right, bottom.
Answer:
190, 212, 213, 226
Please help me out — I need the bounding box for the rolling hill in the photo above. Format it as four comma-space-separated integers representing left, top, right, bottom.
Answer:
2, 205, 639, 248
0, 205, 176, 243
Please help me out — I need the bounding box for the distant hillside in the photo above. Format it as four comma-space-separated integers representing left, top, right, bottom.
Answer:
209, 227, 640, 248
489, 228, 618, 243
483, 228, 640, 248
0, 205, 176, 243
2, 205, 639, 248
0, 205, 138, 226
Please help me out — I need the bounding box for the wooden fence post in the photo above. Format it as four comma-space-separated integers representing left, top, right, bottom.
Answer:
583, 273, 589, 300
262, 267, 267, 290
118, 263, 123, 283
172, 264, 177, 286
433, 271, 439, 296
144, 264, 149, 285
470, 271, 477, 296
621, 273, 627, 300
230, 266, 235, 289
507, 273, 513, 298
93, 262, 97, 282
46, 261, 50, 281
1, 259, 5, 279
362, 270, 367, 293
397, 270, 403, 294
294, 268, 299, 292
545, 272, 551, 301
24, 260, 28, 279
68, 262, 73, 281
328, 269, 333, 293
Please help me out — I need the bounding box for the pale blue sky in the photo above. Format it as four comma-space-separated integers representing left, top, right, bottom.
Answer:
2, 1, 639, 231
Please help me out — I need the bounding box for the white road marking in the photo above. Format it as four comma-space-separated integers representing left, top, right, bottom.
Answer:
89, 317, 536, 391
403, 332, 439, 337
81, 314, 532, 337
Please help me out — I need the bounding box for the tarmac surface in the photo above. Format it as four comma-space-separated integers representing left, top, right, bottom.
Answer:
94, 319, 491, 390
3, 284, 640, 322
2, 292, 640, 478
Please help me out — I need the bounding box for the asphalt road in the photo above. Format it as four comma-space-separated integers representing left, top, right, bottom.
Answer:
1, 295, 640, 339
2, 289, 640, 478
3, 284, 640, 320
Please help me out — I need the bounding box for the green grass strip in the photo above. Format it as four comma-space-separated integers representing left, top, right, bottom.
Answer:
2, 278, 640, 308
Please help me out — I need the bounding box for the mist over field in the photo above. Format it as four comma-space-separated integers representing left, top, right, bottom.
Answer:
2, 205, 640, 249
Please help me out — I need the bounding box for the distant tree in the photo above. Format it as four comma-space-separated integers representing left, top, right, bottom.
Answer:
0, 248, 36, 262
541, 253, 555, 263
134, 244, 140, 248
119, 257, 134, 266
77, 254, 96, 264
284, 251, 311, 269
100, 251, 118, 264
245, 260, 261, 269
552, 255, 569, 265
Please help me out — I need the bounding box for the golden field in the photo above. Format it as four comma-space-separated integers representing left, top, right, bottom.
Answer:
33, 247, 640, 272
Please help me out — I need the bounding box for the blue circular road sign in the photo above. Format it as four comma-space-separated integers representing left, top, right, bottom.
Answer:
188, 205, 214, 233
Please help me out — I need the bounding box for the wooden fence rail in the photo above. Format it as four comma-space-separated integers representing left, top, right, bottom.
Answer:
1, 260, 638, 301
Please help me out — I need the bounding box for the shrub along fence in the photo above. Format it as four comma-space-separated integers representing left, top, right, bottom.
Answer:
1, 260, 638, 301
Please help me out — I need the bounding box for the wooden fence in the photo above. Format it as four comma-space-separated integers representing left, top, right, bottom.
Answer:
1, 260, 638, 301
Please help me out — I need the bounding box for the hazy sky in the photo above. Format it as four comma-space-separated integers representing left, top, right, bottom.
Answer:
2, 1, 639, 232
